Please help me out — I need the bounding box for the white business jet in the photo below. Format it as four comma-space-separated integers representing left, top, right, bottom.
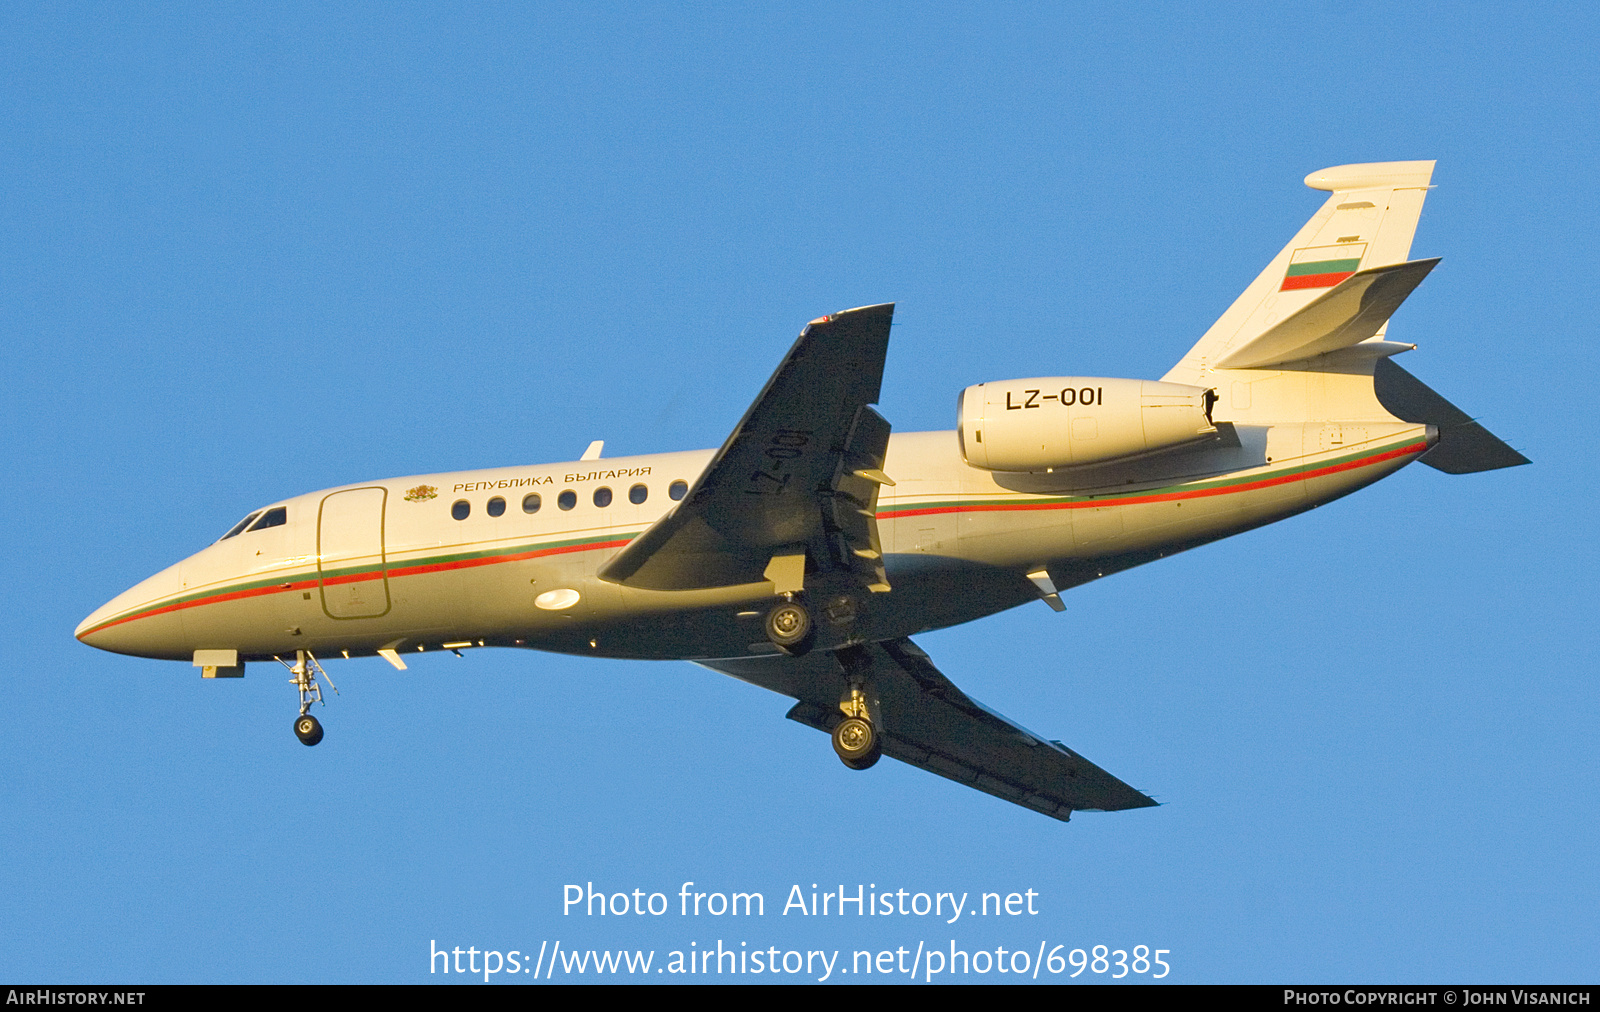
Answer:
77, 161, 1524, 821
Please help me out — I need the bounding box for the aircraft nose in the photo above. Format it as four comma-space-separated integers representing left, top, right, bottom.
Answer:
75, 561, 192, 661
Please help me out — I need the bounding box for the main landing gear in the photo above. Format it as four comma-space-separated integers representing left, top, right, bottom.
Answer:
764, 596, 814, 656
832, 715, 878, 769
831, 645, 881, 770
277, 649, 338, 747
759, 580, 878, 768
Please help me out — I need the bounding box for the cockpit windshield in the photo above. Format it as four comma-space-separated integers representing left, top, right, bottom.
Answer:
247, 506, 287, 532
220, 511, 263, 541
218, 505, 288, 542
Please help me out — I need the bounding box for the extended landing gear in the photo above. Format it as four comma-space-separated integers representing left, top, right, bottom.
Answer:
831, 645, 882, 769
276, 649, 338, 747
294, 713, 324, 746
764, 597, 814, 656
832, 715, 879, 769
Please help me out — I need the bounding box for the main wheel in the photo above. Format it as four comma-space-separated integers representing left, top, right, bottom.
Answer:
841, 751, 881, 771
764, 600, 813, 655
832, 715, 879, 767
294, 713, 324, 747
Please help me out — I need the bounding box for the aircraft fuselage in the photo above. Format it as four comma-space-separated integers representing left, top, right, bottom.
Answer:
76, 422, 1430, 666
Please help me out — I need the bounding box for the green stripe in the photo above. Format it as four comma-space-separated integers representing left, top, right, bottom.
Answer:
101, 434, 1424, 629
1285, 257, 1360, 277
886, 434, 1418, 513
106, 530, 636, 623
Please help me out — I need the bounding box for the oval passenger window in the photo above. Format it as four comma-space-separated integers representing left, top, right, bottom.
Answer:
452, 500, 470, 520
487, 496, 506, 517
669, 480, 688, 501
593, 487, 612, 508
558, 490, 576, 511
522, 493, 541, 514
629, 483, 648, 504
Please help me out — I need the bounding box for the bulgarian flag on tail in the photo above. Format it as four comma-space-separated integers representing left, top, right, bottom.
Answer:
1281, 243, 1366, 291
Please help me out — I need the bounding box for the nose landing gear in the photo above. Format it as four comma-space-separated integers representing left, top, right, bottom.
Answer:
294, 713, 324, 746
276, 649, 338, 747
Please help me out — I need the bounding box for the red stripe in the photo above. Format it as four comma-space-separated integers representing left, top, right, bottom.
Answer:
87, 441, 1426, 637
81, 538, 635, 636
384, 539, 632, 579
1280, 271, 1355, 291
878, 440, 1427, 520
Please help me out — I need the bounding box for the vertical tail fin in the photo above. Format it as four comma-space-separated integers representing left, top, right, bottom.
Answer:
1164, 161, 1436, 387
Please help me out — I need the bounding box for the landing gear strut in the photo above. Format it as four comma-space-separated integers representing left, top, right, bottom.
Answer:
277, 649, 337, 747
832, 645, 881, 769
764, 596, 814, 656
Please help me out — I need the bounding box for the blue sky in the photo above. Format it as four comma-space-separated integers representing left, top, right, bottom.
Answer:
2, 3, 1595, 984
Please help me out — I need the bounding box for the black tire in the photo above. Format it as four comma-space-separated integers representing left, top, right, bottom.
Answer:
764, 601, 813, 655
832, 715, 877, 765
294, 713, 324, 747
841, 750, 881, 771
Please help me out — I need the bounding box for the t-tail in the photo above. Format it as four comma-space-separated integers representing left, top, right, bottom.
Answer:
1164, 160, 1527, 474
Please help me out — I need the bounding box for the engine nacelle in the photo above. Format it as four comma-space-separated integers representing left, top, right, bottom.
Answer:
958, 377, 1217, 472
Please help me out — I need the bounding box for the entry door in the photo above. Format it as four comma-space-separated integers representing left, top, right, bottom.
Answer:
318, 487, 391, 619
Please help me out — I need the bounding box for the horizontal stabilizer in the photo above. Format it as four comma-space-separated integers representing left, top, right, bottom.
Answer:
1374, 359, 1529, 473
1216, 258, 1439, 369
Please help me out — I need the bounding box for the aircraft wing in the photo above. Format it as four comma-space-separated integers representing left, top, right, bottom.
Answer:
599, 304, 895, 592
700, 637, 1158, 821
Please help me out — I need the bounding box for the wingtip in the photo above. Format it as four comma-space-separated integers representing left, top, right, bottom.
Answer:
834, 302, 896, 317
804, 303, 896, 331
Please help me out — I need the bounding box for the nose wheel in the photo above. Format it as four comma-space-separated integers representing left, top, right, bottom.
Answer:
277, 649, 337, 747
294, 713, 324, 746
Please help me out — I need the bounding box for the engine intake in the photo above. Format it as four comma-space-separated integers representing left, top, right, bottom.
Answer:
958, 377, 1217, 472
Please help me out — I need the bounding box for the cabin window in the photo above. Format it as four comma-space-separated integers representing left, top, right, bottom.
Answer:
487, 496, 506, 517
593, 487, 613, 508
522, 493, 541, 514
221, 511, 263, 541
452, 500, 470, 520
629, 483, 648, 505
558, 490, 576, 511
247, 506, 287, 531
669, 480, 688, 501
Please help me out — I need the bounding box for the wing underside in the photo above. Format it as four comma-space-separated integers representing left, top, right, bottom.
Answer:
600, 303, 896, 592
701, 638, 1157, 821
